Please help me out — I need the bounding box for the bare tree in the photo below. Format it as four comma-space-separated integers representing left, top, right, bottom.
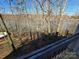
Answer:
16, 0, 27, 14
57, 0, 68, 33
0, 7, 4, 13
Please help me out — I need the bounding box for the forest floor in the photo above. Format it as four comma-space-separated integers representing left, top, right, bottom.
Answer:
0, 40, 12, 59
1, 32, 67, 59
